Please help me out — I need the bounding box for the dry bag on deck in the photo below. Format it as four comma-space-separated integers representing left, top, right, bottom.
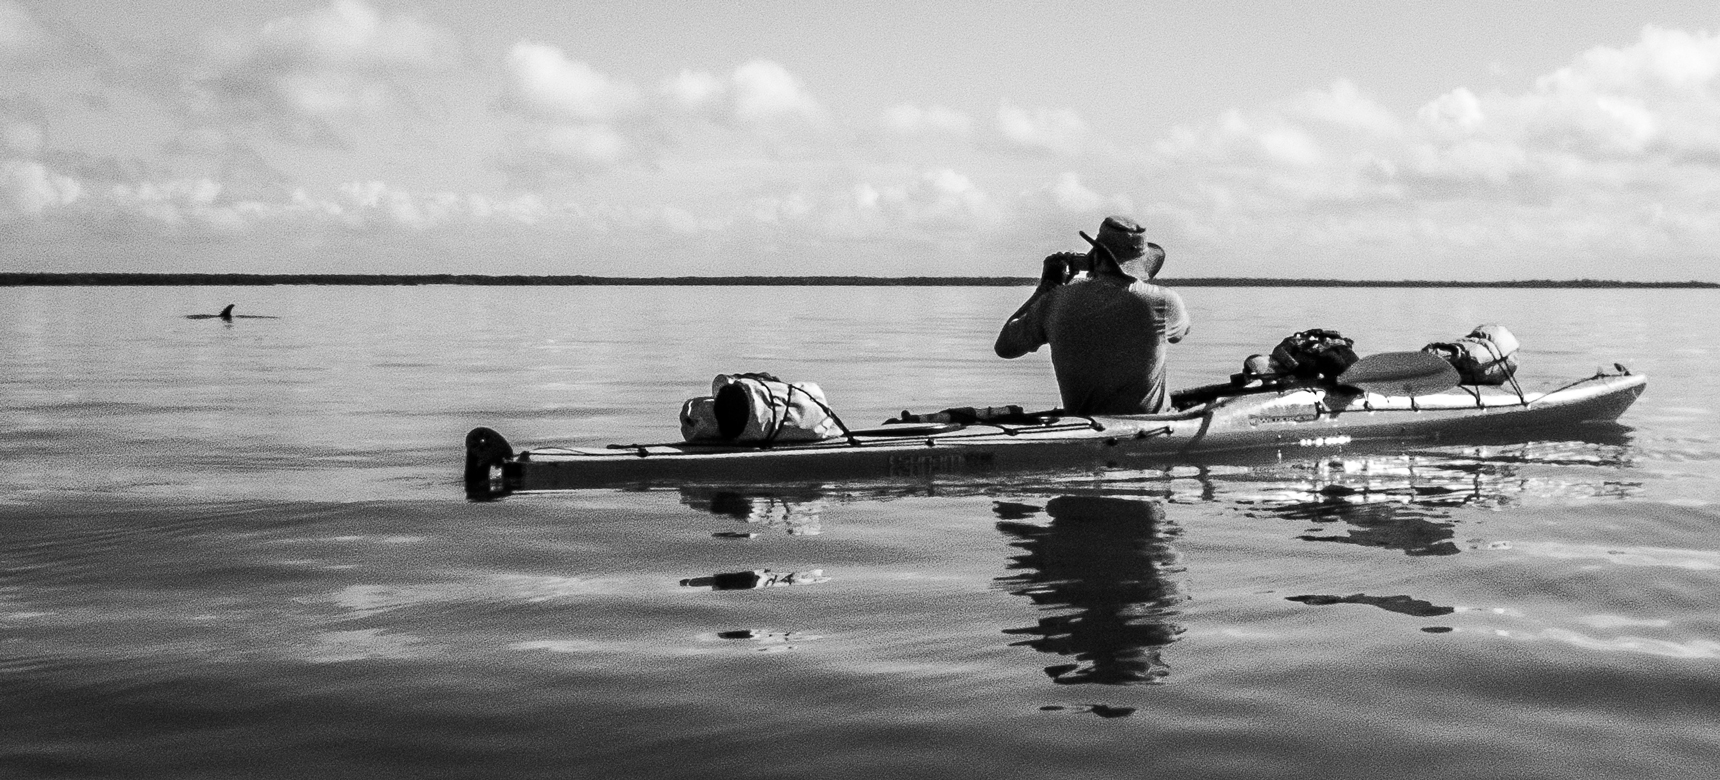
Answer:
1422, 324, 1519, 385
680, 373, 842, 443
1268, 329, 1360, 381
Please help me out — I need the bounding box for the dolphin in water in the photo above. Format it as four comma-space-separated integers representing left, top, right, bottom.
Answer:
185, 304, 278, 320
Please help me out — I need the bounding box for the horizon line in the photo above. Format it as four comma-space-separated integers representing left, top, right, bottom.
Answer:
0, 272, 1714, 289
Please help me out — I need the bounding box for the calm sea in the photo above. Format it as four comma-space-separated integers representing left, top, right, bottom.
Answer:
2, 285, 1717, 779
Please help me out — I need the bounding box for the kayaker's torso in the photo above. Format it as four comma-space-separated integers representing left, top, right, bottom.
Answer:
996, 275, 1191, 414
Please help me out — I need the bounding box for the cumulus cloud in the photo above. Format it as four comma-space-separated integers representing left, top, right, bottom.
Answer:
881, 103, 974, 138
12, 9, 1720, 279
1418, 87, 1486, 138
497, 43, 648, 174
1394, 24, 1720, 200
1294, 79, 1402, 137
502, 55, 833, 180
1155, 109, 1324, 171
1547, 26, 1720, 96
662, 69, 725, 113
731, 60, 822, 125
998, 102, 1089, 155
0, 154, 573, 238
854, 167, 996, 227
3, 118, 41, 155
498, 43, 649, 176
1150, 50, 1695, 210
1, 159, 81, 217
1046, 172, 1132, 214
651, 60, 826, 127
190, 0, 456, 142
505, 43, 640, 122
105, 178, 235, 229
1514, 26, 1720, 160
236, 0, 449, 72
1129, 35, 1720, 277
0, 1, 57, 67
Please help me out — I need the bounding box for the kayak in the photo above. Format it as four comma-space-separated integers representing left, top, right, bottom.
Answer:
465, 367, 1645, 495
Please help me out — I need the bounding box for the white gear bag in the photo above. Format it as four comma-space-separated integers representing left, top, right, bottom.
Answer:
680, 373, 842, 443
1422, 324, 1520, 386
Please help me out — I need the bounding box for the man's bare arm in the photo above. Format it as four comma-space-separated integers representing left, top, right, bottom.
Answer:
995, 255, 1072, 358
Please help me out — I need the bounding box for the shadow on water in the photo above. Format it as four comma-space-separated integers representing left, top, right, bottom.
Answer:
994, 495, 1185, 686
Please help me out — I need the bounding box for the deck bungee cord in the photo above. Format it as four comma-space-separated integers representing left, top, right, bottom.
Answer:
583, 415, 1112, 459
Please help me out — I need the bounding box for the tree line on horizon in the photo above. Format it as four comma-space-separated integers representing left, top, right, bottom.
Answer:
0, 272, 1714, 289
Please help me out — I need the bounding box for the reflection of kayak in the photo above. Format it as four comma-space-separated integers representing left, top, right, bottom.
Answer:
466, 369, 1645, 494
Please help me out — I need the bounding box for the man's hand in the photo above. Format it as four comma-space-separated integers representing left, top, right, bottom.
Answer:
1001, 252, 1081, 358
1039, 252, 1081, 289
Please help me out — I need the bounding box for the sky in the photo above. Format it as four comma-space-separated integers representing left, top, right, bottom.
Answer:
2, 0, 1718, 280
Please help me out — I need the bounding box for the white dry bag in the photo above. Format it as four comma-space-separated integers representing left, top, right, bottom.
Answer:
680, 373, 842, 443
1423, 324, 1520, 386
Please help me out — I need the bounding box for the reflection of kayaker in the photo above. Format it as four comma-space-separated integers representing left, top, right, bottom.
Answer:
997, 495, 1184, 685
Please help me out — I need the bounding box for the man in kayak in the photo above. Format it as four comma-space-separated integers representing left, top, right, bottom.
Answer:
994, 216, 1191, 414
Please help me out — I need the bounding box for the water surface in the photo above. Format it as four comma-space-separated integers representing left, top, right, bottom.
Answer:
2, 285, 1716, 779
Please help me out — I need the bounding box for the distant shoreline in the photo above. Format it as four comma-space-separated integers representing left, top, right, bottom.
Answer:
0, 273, 1714, 289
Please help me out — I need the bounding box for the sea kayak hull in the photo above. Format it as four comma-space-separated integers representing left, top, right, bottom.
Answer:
469, 371, 1645, 493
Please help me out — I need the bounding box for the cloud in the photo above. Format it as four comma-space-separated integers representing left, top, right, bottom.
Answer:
330, 181, 555, 229
189, 0, 457, 142
505, 42, 640, 122
501, 55, 835, 180
1125, 26, 1720, 278
3, 118, 41, 155
522, 123, 634, 169
105, 178, 239, 230
239, 0, 449, 72
881, 103, 974, 138
1046, 172, 1131, 214
854, 167, 996, 227
0, 154, 572, 238
1417, 87, 1485, 138
9, 10, 1720, 280
1294, 80, 1402, 138
731, 60, 822, 125
1, 159, 81, 217
662, 69, 725, 113
498, 43, 647, 174
1398, 25, 1720, 190
1154, 109, 1326, 170
1548, 26, 1720, 96
657, 60, 825, 128
0, 1, 57, 67
1517, 26, 1720, 160
498, 44, 649, 176
997, 102, 1089, 155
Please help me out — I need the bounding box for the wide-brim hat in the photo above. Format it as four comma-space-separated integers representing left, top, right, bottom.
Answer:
1080, 216, 1164, 279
